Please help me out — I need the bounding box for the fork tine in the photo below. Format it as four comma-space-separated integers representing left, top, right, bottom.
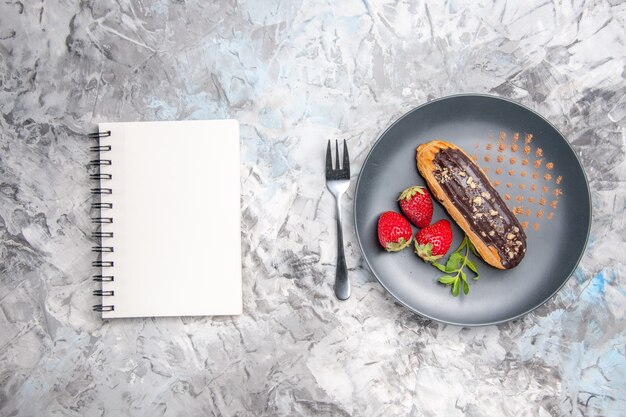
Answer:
342, 140, 350, 173
335, 140, 340, 170
326, 140, 333, 172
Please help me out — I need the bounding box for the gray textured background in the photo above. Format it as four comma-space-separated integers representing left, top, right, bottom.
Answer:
1, 1, 625, 416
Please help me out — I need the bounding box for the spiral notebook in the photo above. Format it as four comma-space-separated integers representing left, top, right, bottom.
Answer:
90, 120, 242, 319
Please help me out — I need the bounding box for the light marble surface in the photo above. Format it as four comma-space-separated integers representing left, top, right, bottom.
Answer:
1, 1, 625, 416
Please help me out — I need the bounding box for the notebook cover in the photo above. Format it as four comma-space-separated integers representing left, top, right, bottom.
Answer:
96, 120, 242, 318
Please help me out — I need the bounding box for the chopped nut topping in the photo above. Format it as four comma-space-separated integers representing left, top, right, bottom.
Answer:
488, 230, 495, 237
481, 192, 491, 199
473, 196, 483, 205
506, 233, 515, 240
513, 227, 519, 233
489, 210, 498, 216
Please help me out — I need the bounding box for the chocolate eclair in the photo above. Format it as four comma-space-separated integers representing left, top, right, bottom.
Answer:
416, 140, 526, 269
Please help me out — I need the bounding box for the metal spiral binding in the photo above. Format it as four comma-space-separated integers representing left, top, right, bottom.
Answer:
93, 305, 115, 312
93, 290, 114, 296
90, 145, 111, 152
88, 131, 111, 139
92, 231, 114, 238
91, 188, 112, 194
92, 260, 114, 268
93, 275, 114, 282
92, 246, 114, 253
90, 173, 112, 180
90, 130, 115, 313
89, 159, 111, 166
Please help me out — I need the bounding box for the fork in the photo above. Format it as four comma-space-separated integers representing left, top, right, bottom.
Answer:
325, 140, 351, 300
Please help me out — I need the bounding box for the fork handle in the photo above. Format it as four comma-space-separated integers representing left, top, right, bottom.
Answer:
334, 196, 350, 300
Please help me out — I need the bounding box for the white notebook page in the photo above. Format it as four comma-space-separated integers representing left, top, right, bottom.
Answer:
97, 120, 241, 318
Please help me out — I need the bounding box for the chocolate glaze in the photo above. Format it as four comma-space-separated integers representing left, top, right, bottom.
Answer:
433, 148, 527, 268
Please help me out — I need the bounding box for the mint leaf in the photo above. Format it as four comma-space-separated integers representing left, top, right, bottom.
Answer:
446, 253, 463, 271
426, 234, 481, 298
468, 240, 479, 257
466, 258, 478, 275
432, 262, 448, 273
452, 279, 460, 296
457, 237, 468, 252
472, 274, 480, 281
438, 275, 457, 285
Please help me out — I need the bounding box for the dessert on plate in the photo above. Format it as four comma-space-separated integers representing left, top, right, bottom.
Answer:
416, 140, 527, 269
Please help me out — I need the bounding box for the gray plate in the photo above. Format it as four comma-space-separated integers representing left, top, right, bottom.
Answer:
354, 94, 591, 326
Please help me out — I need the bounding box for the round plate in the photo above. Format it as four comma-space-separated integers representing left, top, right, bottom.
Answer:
354, 94, 591, 326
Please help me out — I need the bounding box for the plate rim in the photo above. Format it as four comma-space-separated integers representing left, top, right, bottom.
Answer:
353, 93, 592, 327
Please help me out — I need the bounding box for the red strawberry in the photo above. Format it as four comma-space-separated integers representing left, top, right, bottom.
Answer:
398, 185, 433, 228
377, 211, 413, 252
414, 219, 453, 262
